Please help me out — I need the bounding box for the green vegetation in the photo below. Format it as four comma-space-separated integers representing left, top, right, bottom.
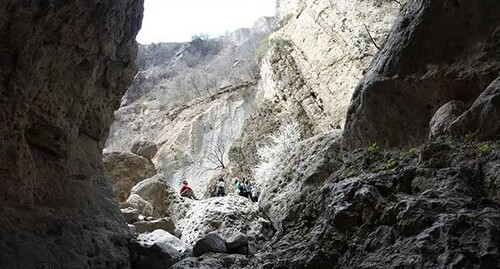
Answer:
367, 143, 379, 153
346, 166, 359, 177
385, 158, 397, 170
465, 128, 481, 143
407, 147, 418, 154
254, 35, 270, 62
302, 232, 312, 241
476, 142, 490, 154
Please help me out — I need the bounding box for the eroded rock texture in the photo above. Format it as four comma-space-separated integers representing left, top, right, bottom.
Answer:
0, 1, 143, 268
344, 0, 500, 150
255, 142, 500, 268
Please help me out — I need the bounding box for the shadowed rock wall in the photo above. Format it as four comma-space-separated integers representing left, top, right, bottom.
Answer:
0, 1, 143, 268
343, 0, 500, 150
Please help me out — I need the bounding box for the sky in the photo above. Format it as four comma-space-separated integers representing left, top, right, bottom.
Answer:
137, 0, 276, 44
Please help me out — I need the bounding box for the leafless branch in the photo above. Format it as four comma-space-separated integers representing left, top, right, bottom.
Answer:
364, 24, 380, 50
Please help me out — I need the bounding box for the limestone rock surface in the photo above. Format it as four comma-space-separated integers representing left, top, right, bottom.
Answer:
0, 0, 143, 268
256, 0, 403, 133
104, 152, 156, 202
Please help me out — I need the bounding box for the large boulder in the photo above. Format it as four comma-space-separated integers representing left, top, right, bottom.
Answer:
448, 78, 500, 140
126, 194, 154, 216
131, 140, 158, 160
133, 218, 176, 234
193, 233, 227, 257
429, 100, 467, 139
129, 174, 185, 218
104, 152, 157, 202
177, 196, 274, 246
343, 0, 500, 149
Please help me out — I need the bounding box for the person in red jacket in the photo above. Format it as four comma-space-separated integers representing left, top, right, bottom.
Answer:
180, 180, 197, 200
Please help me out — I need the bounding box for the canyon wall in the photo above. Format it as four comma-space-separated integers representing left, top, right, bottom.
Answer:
0, 1, 143, 268
229, 0, 404, 184
105, 19, 272, 195
343, 0, 500, 149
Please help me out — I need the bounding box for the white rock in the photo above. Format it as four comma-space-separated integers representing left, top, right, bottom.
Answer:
137, 229, 190, 253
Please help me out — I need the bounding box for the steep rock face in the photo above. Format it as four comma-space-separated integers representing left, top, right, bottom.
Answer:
106, 20, 273, 195
229, 0, 403, 182
261, 0, 403, 131
343, 0, 500, 150
0, 0, 143, 268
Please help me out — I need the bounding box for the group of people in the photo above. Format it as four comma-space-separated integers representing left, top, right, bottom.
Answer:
178, 178, 260, 202
235, 179, 260, 202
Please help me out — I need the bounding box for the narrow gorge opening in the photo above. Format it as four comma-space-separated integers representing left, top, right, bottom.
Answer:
1, 0, 499, 268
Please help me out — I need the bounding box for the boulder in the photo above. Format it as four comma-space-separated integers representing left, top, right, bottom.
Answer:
104, 152, 157, 202
121, 207, 140, 224
448, 78, 500, 140
225, 232, 249, 252
130, 174, 179, 217
137, 229, 189, 254
429, 100, 467, 139
129, 239, 181, 269
133, 218, 176, 235
193, 233, 227, 257
131, 140, 158, 160
126, 194, 154, 217
176, 196, 274, 246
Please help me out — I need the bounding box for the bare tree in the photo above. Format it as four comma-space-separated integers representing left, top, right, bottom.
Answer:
187, 74, 203, 97
240, 60, 260, 81
207, 137, 226, 170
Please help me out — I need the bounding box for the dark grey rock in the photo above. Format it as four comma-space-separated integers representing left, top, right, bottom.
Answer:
193, 233, 228, 257
343, 0, 500, 149
0, 0, 143, 268
429, 100, 467, 139
448, 78, 500, 140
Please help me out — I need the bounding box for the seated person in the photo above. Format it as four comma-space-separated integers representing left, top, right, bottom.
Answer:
179, 180, 197, 200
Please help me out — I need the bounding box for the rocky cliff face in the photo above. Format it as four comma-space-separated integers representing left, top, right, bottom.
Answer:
229, 0, 404, 188
343, 0, 500, 150
105, 19, 273, 195
261, 0, 403, 132
0, 1, 143, 268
